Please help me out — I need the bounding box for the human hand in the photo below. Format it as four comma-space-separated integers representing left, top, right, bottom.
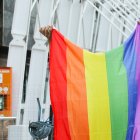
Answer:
39, 25, 53, 40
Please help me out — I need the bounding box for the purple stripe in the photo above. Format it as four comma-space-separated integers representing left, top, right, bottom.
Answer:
132, 24, 140, 140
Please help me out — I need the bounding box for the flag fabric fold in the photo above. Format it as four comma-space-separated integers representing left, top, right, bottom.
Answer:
50, 24, 140, 140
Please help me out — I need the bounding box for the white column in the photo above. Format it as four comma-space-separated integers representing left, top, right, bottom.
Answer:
55, 0, 72, 36
95, 3, 112, 52
109, 13, 123, 50
77, 2, 96, 50
7, 0, 32, 117
67, 0, 83, 44
138, 0, 140, 11
23, 0, 54, 124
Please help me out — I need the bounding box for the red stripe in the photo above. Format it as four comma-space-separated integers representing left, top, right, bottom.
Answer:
50, 29, 71, 140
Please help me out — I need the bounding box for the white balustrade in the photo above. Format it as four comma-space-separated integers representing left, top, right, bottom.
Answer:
77, 2, 96, 50
67, 0, 83, 43
55, 0, 72, 36
7, 0, 32, 117
23, 0, 54, 125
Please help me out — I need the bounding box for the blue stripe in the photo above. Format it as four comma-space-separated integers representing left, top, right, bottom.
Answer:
123, 30, 138, 140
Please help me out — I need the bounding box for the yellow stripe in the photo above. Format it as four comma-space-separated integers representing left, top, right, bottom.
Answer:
83, 50, 112, 140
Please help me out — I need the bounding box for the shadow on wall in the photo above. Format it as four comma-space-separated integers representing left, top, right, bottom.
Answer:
0, 47, 8, 67
2, 0, 15, 46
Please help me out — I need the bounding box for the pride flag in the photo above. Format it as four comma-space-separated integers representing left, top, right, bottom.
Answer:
50, 24, 140, 140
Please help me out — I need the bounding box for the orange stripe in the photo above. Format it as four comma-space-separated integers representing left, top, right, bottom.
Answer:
65, 38, 89, 140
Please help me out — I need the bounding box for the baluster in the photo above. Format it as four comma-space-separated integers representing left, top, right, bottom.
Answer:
23, 0, 54, 125
77, 2, 96, 50
67, 0, 83, 44
55, 0, 72, 36
95, 2, 112, 52
7, 0, 32, 118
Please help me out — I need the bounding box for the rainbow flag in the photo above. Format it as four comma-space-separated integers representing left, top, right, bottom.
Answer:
50, 24, 140, 140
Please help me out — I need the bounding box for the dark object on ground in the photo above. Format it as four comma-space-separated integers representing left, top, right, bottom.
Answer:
29, 119, 53, 139
28, 98, 53, 140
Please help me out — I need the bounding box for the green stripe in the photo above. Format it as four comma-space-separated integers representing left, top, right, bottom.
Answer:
105, 45, 128, 140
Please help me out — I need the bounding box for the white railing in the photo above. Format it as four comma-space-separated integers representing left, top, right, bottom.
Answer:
7, 0, 140, 139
